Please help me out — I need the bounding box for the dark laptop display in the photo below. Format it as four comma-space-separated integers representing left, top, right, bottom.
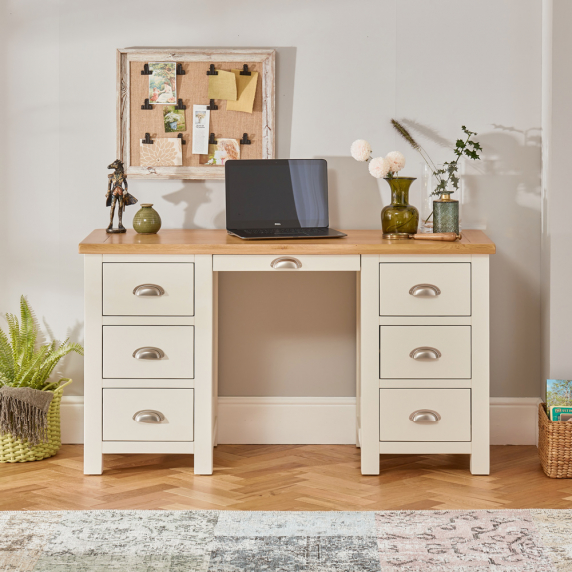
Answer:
225, 159, 346, 239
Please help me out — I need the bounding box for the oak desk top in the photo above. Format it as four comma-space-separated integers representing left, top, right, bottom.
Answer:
79, 229, 495, 255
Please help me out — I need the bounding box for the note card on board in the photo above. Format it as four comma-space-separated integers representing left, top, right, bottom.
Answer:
207, 70, 238, 101
226, 70, 258, 113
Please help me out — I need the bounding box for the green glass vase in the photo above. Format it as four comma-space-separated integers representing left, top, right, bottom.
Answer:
381, 177, 419, 238
133, 203, 162, 234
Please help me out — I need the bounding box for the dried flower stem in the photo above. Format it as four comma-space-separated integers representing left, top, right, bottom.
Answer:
391, 119, 442, 181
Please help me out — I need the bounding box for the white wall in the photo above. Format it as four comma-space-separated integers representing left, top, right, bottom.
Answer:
1, 0, 542, 398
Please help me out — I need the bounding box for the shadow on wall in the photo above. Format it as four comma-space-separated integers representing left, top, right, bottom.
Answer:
464, 127, 541, 397
163, 182, 226, 229
319, 156, 386, 230
275, 47, 297, 158
42, 317, 84, 395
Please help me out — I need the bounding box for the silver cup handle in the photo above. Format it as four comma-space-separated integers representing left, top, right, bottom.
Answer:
409, 347, 442, 360
409, 284, 441, 297
270, 257, 302, 269
133, 410, 165, 424
409, 409, 441, 424
133, 284, 165, 297
132, 347, 165, 360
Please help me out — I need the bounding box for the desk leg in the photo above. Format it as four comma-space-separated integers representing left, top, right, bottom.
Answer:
213, 271, 219, 448
84, 254, 103, 475
356, 272, 361, 448
194, 254, 214, 475
470, 254, 490, 475
360, 255, 380, 475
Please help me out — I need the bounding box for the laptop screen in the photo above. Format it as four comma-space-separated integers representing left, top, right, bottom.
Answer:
225, 159, 329, 229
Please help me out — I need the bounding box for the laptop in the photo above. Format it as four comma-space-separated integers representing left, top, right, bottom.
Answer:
225, 159, 347, 240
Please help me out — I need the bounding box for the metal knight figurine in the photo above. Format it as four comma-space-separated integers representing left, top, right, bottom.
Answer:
106, 159, 138, 233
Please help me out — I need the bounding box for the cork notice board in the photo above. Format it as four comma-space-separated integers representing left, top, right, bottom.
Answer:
117, 48, 275, 179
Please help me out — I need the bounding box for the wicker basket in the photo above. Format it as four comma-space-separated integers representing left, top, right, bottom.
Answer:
538, 402, 572, 478
0, 379, 71, 463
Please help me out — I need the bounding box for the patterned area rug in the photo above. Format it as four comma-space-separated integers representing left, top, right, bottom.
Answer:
1, 509, 571, 571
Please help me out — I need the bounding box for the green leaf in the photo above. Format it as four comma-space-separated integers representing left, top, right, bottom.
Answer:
464, 149, 480, 160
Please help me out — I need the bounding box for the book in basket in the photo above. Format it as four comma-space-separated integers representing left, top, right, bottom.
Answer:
549, 405, 572, 422
546, 379, 572, 414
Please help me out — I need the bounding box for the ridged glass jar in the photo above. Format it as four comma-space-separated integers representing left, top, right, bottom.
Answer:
433, 194, 459, 234
133, 203, 162, 234
381, 177, 419, 238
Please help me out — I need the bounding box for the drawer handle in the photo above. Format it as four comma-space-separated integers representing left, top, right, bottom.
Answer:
409, 409, 441, 424
409, 284, 441, 297
270, 256, 302, 269
132, 347, 165, 360
409, 346, 442, 360
133, 410, 165, 424
133, 284, 165, 297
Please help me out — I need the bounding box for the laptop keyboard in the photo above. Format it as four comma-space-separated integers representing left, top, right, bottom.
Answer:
240, 228, 329, 236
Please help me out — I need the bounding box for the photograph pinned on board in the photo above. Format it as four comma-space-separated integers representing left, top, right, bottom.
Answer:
205, 138, 240, 165
192, 105, 210, 155
140, 138, 183, 167
163, 106, 186, 133
149, 62, 177, 104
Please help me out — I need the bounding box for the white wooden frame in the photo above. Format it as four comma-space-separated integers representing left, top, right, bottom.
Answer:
117, 48, 276, 180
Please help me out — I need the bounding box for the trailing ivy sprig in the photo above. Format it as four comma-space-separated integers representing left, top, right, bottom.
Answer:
431, 126, 482, 195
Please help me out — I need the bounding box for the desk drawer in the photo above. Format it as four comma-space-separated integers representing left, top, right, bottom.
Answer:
380, 325, 471, 379
103, 326, 194, 379
379, 262, 470, 316
103, 389, 194, 441
379, 389, 471, 441
213, 255, 360, 272
103, 263, 194, 316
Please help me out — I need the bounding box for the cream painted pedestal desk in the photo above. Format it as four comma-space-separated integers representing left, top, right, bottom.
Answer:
79, 229, 495, 476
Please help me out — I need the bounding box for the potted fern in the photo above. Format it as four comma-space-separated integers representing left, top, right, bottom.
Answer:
0, 296, 83, 462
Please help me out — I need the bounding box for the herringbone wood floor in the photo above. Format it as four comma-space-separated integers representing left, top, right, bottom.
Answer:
0, 445, 568, 511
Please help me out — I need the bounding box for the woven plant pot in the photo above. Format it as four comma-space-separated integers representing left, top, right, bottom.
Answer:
538, 402, 572, 478
0, 379, 71, 463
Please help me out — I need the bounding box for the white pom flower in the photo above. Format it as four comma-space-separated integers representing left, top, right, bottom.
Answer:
368, 157, 390, 179
385, 151, 406, 172
350, 139, 372, 162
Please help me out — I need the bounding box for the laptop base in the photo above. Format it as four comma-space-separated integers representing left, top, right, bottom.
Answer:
227, 228, 347, 240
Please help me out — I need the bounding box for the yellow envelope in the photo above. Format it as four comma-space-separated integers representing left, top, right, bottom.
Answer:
226, 70, 258, 113
207, 70, 237, 101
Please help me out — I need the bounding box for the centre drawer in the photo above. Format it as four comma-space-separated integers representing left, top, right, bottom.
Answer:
379, 388, 471, 441
380, 325, 471, 379
213, 255, 360, 272
103, 326, 194, 379
103, 262, 194, 316
103, 389, 194, 441
379, 262, 471, 316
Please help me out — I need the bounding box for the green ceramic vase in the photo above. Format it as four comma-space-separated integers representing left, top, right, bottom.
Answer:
381, 177, 419, 238
133, 203, 162, 234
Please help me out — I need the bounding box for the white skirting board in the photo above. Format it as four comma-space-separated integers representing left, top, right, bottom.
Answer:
60, 396, 543, 446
